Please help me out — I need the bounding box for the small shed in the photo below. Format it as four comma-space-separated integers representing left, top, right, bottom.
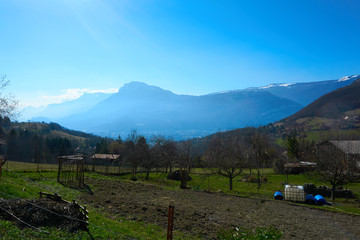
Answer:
90, 154, 122, 173
284, 161, 316, 174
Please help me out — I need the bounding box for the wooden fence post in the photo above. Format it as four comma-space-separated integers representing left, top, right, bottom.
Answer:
57, 157, 62, 183
167, 205, 174, 240
0, 159, 7, 183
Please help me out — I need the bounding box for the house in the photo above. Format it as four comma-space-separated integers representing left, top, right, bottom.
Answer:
318, 140, 360, 171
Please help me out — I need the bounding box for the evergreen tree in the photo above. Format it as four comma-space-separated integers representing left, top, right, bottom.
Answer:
287, 134, 299, 160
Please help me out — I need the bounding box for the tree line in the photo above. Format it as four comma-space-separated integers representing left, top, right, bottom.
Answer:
94, 128, 360, 201
93, 128, 281, 190
5, 128, 73, 163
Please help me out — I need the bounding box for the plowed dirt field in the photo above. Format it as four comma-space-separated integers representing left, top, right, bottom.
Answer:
80, 178, 360, 239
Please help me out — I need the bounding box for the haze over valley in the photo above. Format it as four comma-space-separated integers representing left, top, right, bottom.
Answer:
22, 74, 360, 140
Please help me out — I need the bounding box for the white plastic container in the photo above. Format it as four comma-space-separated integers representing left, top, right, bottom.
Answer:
285, 185, 305, 202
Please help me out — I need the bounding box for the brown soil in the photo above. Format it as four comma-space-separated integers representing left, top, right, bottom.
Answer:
79, 178, 360, 239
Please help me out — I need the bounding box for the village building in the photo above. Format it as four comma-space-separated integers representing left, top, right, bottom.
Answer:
317, 140, 360, 171
90, 154, 122, 173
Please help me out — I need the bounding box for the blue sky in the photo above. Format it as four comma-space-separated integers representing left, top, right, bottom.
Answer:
1, 0, 360, 107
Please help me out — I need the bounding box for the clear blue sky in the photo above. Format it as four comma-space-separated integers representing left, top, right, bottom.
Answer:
1, 0, 360, 107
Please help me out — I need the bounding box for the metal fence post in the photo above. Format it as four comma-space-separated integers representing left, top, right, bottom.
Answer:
167, 205, 174, 240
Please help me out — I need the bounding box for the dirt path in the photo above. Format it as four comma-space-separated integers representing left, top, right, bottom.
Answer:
80, 178, 360, 239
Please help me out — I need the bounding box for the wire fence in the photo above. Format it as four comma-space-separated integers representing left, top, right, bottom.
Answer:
4, 160, 164, 178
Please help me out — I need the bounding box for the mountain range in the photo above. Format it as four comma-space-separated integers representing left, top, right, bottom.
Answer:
22, 92, 111, 122
279, 76, 360, 131
246, 74, 360, 106
23, 74, 360, 140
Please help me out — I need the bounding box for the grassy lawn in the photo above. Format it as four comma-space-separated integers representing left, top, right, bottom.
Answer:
4, 161, 59, 171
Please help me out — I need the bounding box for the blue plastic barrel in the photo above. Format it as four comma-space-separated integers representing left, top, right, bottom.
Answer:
314, 195, 327, 205
274, 191, 284, 200
305, 194, 315, 205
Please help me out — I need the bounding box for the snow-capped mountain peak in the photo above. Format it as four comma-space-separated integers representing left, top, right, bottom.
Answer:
259, 84, 275, 89
259, 83, 294, 89
337, 74, 360, 82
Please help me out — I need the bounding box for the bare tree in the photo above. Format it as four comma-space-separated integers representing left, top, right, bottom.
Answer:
136, 136, 155, 180
150, 135, 177, 173
204, 135, 245, 190
124, 129, 140, 174
0, 75, 18, 119
176, 140, 194, 189
127, 129, 140, 143
248, 132, 274, 189
315, 141, 360, 201
298, 138, 316, 162
0, 75, 16, 179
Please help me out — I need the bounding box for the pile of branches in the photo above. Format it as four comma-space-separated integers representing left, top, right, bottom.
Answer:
0, 198, 87, 232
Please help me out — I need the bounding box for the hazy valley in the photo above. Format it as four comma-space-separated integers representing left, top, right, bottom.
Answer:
23, 74, 360, 140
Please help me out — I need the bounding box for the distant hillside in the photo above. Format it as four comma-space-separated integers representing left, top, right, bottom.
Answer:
0, 118, 103, 163
23, 92, 112, 121
7, 121, 103, 146
280, 77, 360, 131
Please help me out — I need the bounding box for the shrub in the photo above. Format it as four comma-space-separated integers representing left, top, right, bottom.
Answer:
167, 170, 192, 181
262, 176, 268, 183
247, 175, 257, 183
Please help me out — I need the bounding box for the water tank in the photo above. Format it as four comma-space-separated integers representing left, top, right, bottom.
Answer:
285, 185, 305, 202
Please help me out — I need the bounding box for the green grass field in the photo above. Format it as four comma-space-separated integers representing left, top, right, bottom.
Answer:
4, 161, 59, 171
